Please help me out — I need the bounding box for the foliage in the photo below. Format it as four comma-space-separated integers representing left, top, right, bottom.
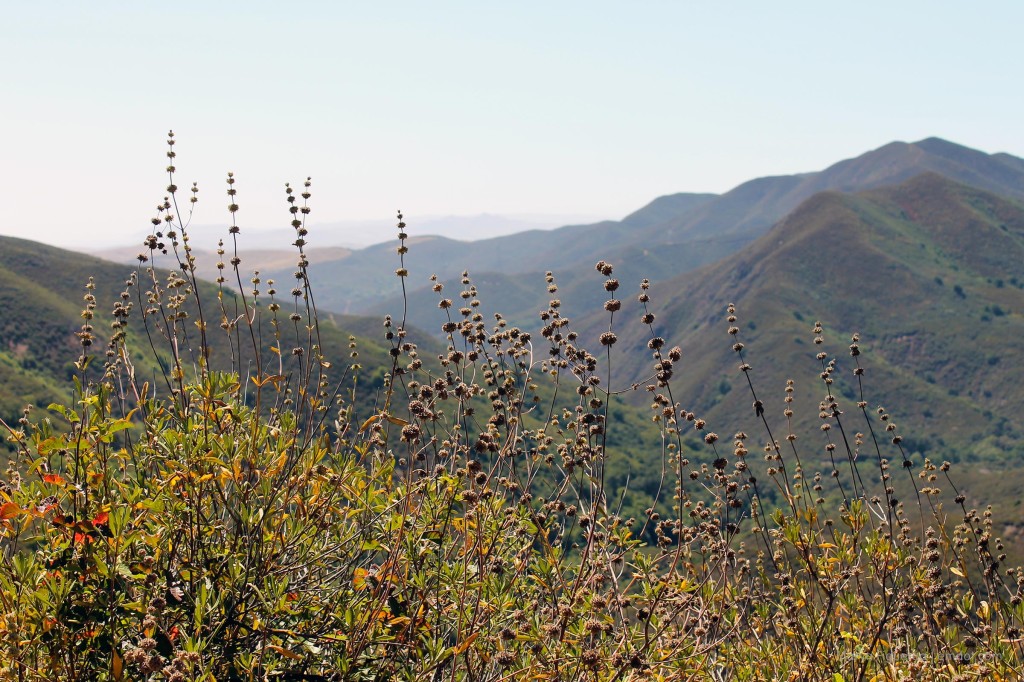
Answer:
2, 135, 1024, 681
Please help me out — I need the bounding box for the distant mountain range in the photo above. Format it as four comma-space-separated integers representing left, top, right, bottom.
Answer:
91, 138, 1024, 323
365, 138, 1024, 331
92, 213, 601, 269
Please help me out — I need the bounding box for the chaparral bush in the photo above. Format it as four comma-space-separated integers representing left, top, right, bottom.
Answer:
2, 133, 1023, 681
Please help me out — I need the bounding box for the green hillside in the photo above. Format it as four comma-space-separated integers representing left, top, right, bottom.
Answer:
0, 235, 397, 434
579, 173, 1024, 493
497, 171, 1024, 566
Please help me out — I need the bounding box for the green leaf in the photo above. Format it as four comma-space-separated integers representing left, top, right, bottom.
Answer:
49, 403, 80, 423
106, 419, 134, 434
37, 437, 64, 455
108, 507, 131, 538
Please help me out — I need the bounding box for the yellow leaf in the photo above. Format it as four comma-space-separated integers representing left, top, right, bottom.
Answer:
250, 373, 285, 388
359, 414, 382, 433
950, 566, 965, 577
267, 644, 303, 660
360, 412, 410, 431
275, 451, 288, 473
112, 650, 124, 680
452, 632, 479, 656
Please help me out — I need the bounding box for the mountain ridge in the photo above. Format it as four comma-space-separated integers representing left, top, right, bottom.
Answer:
82, 138, 1024, 326
367, 137, 1024, 329
580, 172, 1024, 465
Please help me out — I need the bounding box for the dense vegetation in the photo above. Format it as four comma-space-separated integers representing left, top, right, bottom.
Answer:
2, 134, 1024, 680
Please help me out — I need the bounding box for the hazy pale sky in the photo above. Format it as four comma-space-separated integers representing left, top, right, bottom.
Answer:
2, 1, 1022, 249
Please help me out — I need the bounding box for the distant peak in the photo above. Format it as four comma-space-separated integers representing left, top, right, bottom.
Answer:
857, 137, 976, 161
911, 137, 974, 155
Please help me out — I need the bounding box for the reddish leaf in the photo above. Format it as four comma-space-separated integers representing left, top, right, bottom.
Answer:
43, 473, 66, 486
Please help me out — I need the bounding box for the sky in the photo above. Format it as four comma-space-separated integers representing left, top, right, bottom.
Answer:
1, 1, 1022, 249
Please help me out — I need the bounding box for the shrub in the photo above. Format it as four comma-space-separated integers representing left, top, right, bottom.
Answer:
2, 134, 1023, 681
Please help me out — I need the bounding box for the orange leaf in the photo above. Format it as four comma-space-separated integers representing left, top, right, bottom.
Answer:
43, 473, 66, 486
93, 512, 110, 525
0, 502, 20, 520
453, 632, 479, 655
